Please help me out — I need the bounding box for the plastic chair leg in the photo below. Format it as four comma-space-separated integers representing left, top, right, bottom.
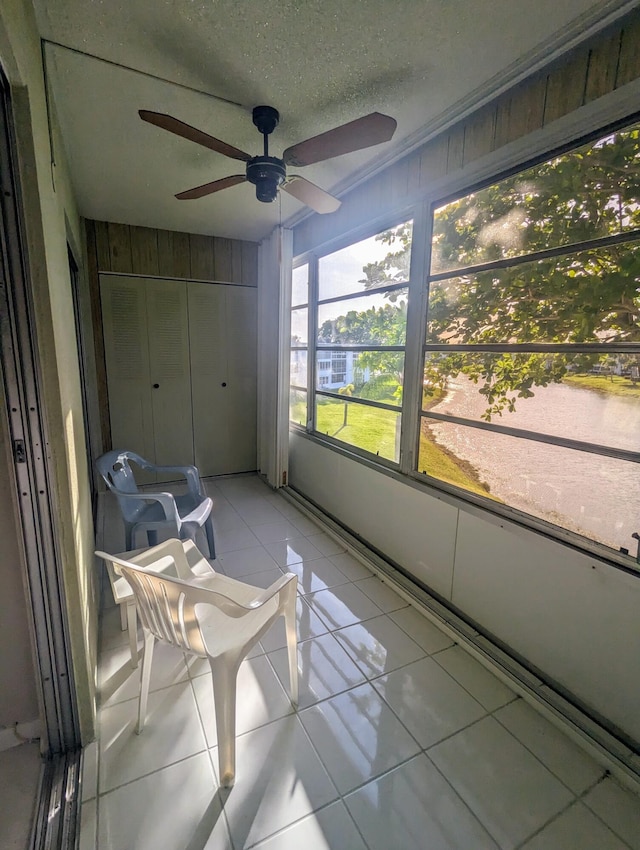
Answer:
284, 595, 298, 706
204, 516, 216, 560
125, 523, 134, 551
210, 657, 238, 788
137, 630, 156, 734
126, 602, 139, 668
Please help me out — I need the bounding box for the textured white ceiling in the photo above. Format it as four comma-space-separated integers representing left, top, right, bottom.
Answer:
34, 0, 635, 242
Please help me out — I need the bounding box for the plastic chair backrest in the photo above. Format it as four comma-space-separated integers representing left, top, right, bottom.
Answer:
96, 450, 148, 522
120, 563, 209, 658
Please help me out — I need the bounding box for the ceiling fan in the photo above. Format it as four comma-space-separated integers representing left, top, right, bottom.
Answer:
139, 105, 397, 214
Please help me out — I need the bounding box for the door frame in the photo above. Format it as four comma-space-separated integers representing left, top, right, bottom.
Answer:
0, 64, 81, 849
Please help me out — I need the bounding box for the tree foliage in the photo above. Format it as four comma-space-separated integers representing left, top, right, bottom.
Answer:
358, 124, 640, 418
318, 301, 407, 346
358, 221, 413, 299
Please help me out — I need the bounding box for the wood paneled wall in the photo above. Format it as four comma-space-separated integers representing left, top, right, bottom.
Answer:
86, 220, 258, 286
294, 10, 640, 255
85, 219, 259, 451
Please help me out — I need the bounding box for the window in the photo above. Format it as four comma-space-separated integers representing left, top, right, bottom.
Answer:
294, 221, 412, 462
315, 222, 412, 461
418, 121, 640, 554
289, 263, 309, 427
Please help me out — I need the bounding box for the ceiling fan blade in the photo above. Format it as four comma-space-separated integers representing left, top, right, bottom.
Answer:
139, 110, 252, 162
175, 174, 247, 200
282, 175, 341, 214
283, 112, 397, 167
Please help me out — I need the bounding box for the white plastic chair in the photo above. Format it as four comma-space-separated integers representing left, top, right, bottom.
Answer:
95, 539, 298, 787
96, 450, 216, 558
100, 542, 205, 668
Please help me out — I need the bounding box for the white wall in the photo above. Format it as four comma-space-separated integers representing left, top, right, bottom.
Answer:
289, 431, 640, 744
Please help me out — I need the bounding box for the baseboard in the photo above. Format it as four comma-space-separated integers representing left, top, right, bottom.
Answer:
0, 718, 41, 752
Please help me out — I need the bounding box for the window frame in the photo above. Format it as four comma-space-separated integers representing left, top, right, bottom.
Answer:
291, 214, 416, 468
289, 260, 311, 429
290, 101, 640, 574
412, 114, 640, 562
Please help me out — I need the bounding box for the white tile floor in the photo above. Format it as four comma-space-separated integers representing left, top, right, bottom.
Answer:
82, 473, 640, 850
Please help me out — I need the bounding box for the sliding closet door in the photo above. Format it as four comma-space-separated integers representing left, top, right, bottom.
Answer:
100, 275, 155, 468
145, 279, 194, 471
189, 282, 257, 476
103, 275, 256, 480
101, 275, 193, 481
225, 285, 257, 471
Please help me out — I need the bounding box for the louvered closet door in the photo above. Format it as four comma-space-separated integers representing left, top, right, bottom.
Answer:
225, 285, 257, 471
101, 275, 194, 483
189, 283, 257, 476
145, 279, 194, 476
100, 275, 155, 481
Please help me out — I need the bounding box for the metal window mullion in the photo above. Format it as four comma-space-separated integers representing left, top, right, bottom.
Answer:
423, 342, 640, 354
316, 344, 406, 352
422, 409, 640, 463
315, 390, 401, 413
317, 280, 409, 307
308, 254, 318, 432
429, 226, 640, 282
401, 201, 431, 475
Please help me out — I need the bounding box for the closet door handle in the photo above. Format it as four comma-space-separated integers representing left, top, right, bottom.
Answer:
153, 383, 160, 389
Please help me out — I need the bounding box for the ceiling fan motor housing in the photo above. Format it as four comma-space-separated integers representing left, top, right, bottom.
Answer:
247, 156, 286, 203
252, 105, 280, 136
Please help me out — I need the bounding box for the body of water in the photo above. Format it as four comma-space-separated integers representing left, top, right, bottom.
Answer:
429, 378, 640, 554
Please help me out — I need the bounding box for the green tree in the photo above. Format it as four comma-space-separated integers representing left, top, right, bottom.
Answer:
359, 220, 413, 301
363, 123, 640, 418
337, 383, 354, 426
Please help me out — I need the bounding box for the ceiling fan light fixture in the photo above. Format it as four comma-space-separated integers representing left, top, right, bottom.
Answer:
255, 179, 280, 203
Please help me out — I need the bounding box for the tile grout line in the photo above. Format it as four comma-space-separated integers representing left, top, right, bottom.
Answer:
508, 769, 628, 850
491, 703, 608, 797
570, 771, 637, 850
423, 749, 506, 849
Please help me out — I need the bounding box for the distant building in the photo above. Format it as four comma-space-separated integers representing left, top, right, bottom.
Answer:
290, 347, 369, 390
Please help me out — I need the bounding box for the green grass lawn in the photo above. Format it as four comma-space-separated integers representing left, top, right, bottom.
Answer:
292, 394, 493, 497
315, 398, 399, 460
563, 373, 640, 399
417, 428, 496, 498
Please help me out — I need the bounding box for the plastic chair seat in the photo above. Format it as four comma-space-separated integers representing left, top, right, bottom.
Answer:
95, 539, 298, 788
133, 493, 212, 527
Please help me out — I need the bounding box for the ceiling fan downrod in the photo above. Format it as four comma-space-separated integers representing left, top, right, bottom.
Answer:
247, 105, 285, 203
